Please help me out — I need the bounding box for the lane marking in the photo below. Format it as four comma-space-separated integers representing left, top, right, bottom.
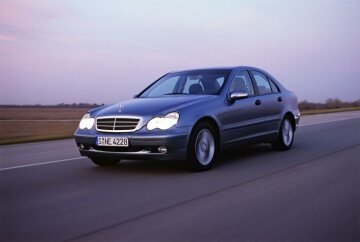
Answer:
0, 157, 84, 171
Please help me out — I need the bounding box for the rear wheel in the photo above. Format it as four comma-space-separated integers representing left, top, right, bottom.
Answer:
272, 117, 294, 151
187, 122, 218, 171
90, 157, 121, 166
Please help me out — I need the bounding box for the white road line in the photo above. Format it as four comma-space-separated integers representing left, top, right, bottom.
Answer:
0, 157, 84, 171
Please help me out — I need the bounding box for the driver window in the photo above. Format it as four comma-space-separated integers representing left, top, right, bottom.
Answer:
229, 71, 255, 95
183, 76, 204, 94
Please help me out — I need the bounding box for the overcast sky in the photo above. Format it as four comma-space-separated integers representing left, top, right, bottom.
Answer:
0, 0, 359, 104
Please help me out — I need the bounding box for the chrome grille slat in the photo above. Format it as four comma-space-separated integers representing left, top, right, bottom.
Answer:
97, 126, 114, 127
115, 122, 138, 124
96, 116, 141, 133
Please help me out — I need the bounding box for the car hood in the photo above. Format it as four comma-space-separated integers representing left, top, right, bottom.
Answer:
93, 95, 217, 117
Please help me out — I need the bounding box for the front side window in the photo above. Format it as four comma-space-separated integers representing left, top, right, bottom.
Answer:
251, 71, 272, 95
140, 71, 230, 97
229, 70, 255, 96
183, 75, 204, 94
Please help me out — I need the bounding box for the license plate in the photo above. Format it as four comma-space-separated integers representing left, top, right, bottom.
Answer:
97, 137, 129, 147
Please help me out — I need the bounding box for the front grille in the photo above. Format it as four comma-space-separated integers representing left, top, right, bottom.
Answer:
96, 116, 141, 132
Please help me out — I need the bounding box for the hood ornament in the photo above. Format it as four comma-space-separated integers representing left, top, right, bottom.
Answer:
118, 104, 124, 113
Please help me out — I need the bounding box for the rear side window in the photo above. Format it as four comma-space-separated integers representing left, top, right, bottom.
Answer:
268, 78, 280, 93
251, 71, 272, 95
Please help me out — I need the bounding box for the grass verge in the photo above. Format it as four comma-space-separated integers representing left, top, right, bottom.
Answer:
0, 135, 74, 146
0, 120, 78, 146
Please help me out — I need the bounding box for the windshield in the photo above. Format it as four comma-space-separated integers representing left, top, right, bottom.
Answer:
139, 70, 230, 97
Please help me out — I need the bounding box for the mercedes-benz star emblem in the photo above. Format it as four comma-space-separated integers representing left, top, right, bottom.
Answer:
118, 104, 124, 113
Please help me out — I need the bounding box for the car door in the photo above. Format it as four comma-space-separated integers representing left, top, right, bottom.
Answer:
220, 70, 263, 144
249, 70, 284, 134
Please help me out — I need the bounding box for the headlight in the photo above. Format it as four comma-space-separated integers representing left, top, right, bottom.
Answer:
147, 112, 179, 130
79, 113, 95, 129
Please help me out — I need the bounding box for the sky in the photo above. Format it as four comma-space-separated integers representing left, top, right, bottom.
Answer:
0, 0, 359, 104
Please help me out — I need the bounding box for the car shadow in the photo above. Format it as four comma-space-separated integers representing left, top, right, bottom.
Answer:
216, 143, 273, 168
89, 143, 275, 175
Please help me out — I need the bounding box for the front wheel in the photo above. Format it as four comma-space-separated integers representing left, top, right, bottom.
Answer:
272, 117, 294, 151
187, 122, 218, 171
90, 157, 121, 166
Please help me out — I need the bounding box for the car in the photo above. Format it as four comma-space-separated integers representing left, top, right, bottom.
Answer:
74, 66, 300, 171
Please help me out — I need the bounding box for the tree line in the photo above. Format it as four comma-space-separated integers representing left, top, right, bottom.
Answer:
299, 98, 360, 111
0, 103, 104, 108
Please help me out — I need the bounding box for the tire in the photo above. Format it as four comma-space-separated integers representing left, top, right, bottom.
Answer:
90, 157, 121, 166
187, 122, 218, 171
271, 117, 294, 151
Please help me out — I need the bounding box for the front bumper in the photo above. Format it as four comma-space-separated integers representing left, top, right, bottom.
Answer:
74, 129, 190, 161
294, 111, 301, 129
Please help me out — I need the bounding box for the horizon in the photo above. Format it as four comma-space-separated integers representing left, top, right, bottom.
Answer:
1, 0, 359, 104
1, 96, 360, 106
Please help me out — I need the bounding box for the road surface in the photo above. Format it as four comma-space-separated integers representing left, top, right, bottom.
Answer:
0, 111, 359, 241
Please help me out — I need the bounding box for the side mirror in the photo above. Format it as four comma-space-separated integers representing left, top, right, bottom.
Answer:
230, 91, 249, 101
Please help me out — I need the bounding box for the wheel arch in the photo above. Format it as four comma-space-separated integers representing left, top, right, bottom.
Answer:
283, 111, 296, 131
189, 116, 221, 148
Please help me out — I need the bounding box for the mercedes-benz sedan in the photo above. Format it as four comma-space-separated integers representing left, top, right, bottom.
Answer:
75, 66, 300, 171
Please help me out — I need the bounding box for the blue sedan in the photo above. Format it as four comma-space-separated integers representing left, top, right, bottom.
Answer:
75, 66, 300, 171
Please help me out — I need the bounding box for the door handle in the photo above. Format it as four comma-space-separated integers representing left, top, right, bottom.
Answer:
255, 99, 262, 105
278, 96, 283, 102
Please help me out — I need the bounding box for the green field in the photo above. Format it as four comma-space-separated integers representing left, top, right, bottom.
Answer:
0, 107, 359, 145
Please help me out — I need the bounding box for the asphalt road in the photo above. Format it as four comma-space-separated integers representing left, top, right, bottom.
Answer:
0, 111, 359, 242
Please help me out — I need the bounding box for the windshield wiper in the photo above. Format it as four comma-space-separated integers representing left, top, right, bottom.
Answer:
163, 92, 188, 95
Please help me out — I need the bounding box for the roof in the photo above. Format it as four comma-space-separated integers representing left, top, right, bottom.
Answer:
169, 66, 261, 73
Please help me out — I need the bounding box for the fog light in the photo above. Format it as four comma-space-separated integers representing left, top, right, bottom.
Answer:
79, 144, 85, 149
158, 146, 167, 154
